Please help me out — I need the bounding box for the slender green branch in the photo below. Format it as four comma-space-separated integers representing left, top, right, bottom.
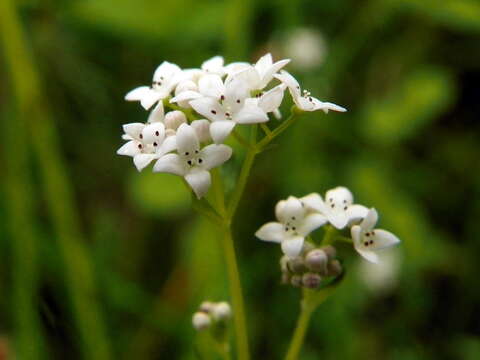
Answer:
260, 123, 272, 137
232, 129, 252, 149
257, 108, 304, 150
322, 225, 338, 246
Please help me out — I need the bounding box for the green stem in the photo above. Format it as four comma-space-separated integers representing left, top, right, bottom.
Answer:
232, 129, 252, 149
257, 108, 303, 150
221, 226, 250, 360
284, 294, 316, 360
322, 225, 338, 246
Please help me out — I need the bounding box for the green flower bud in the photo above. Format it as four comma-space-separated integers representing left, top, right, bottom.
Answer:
305, 249, 328, 273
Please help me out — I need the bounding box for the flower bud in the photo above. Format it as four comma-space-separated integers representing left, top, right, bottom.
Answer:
321, 245, 337, 260
175, 80, 198, 108
280, 255, 289, 273
288, 256, 307, 274
192, 312, 211, 331
290, 275, 303, 287
191, 119, 211, 143
199, 301, 215, 313
302, 272, 322, 289
301, 241, 315, 255
327, 259, 343, 277
164, 111, 187, 131
212, 302, 232, 321
305, 249, 328, 274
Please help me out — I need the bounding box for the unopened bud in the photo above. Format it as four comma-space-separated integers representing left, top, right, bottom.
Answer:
321, 245, 337, 260
199, 301, 215, 313
175, 80, 198, 108
305, 249, 328, 274
280, 256, 289, 273
212, 302, 232, 321
192, 312, 211, 330
290, 275, 303, 287
327, 259, 343, 277
301, 241, 315, 255
191, 119, 211, 143
164, 111, 187, 131
302, 272, 322, 289
288, 256, 307, 274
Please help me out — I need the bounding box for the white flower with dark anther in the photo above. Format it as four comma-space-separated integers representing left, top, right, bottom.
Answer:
255, 196, 327, 258
187, 75, 269, 143
125, 61, 182, 110
117, 103, 177, 171
301, 187, 369, 229
153, 123, 232, 198
226, 53, 291, 92
351, 208, 400, 263
255, 84, 287, 115
274, 70, 346, 113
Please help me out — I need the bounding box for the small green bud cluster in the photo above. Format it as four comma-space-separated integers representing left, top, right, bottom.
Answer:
280, 244, 342, 289
192, 301, 232, 331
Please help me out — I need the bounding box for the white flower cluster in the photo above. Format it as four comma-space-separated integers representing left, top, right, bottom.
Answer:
255, 186, 400, 263
117, 54, 346, 198
192, 301, 232, 331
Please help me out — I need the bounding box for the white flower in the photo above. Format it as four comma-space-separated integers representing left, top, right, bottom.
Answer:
255, 195, 327, 258
153, 123, 232, 198
188, 74, 269, 143
301, 187, 368, 229
200, 55, 226, 76
117, 104, 177, 171
226, 53, 290, 92
274, 70, 346, 113
125, 61, 182, 110
256, 84, 287, 115
211, 302, 232, 321
351, 208, 400, 263
192, 312, 211, 331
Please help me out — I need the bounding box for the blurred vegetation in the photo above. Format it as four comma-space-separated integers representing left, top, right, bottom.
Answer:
1, 0, 479, 359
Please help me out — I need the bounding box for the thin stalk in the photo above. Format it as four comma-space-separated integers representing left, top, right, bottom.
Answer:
232, 129, 252, 149
0, 2, 111, 359
257, 109, 303, 150
284, 295, 315, 360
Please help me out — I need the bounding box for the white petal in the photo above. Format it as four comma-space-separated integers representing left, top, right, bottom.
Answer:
234, 98, 269, 124
199, 144, 232, 170
351, 225, 362, 245
190, 97, 224, 122
314, 101, 347, 113
117, 140, 140, 157
369, 229, 401, 250
356, 249, 380, 264
147, 102, 165, 123
191, 119, 211, 143
141, 90, 163, 110
209, 121, 236, 144
176, 124, 200, 154
153, 61, 182, 82
278, 196, 306, 223
185, 169, 211, 199
274, 71, 301, 96
325, 186, 353, 206
141, 122, 165, 144
346, 204, 369, 225
297, 213, 327, 236
224, 61, 250, 76
153, 153, 186, 176
133, 154, 157, 171
254, 53, 273, 75
225, 74, 251, 108
328, 211, 349, 229
275, 200, 287, 221
198, 74, 225, 99
170, 90, 202, 103
125, 86, 151, 101
258, 59, 291, 88
156, 135, 177, 156
201, 56, 225, 75
227, 66, 260, 91
123, 123, 145, 139
361, 208, 378, 232
299, 193, 326, 213
255, 222, 285, 243
281, 236, 304, 258
258, 84, 285, 113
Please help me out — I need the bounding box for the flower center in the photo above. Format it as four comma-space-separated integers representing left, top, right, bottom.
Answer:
182, 149, 204, 167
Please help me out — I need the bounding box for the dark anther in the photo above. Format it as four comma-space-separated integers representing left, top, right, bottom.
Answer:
364, 242, 369, 246
198, 158, 203, 163
369, 240, 374, 245
292, 227, 296, 231
185, 152, 189, 156
225, 112, 230, 117
221, 95, 225, 100
344, 206, 348, 210
153, 142, 158, 146
236, 99, 240, 103
139, 134, 143, 139
187, 160, 192, 165
195, 150, 199, 154
155, 131, 160, 136
331, 204, 335, 208
211, 110, 217, 114
292, 217, 295, 220
285, 227, 289, 231
138, 144, 142, 149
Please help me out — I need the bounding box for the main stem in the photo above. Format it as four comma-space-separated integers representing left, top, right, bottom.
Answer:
284, 298, 315, 360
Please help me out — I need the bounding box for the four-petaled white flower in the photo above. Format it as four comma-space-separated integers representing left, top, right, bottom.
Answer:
226, 53, 291, 92
302, 187, 368, 229
125, 61, 182, 110
188, 74, 269, 143
117, 104, 177, 171
153, 123, 232, 198
255, 195, 327, 258
275, 70, 347, 113
351, 208, 400, 263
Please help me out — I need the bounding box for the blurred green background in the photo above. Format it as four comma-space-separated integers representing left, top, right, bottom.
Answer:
1, 0, 480, 359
